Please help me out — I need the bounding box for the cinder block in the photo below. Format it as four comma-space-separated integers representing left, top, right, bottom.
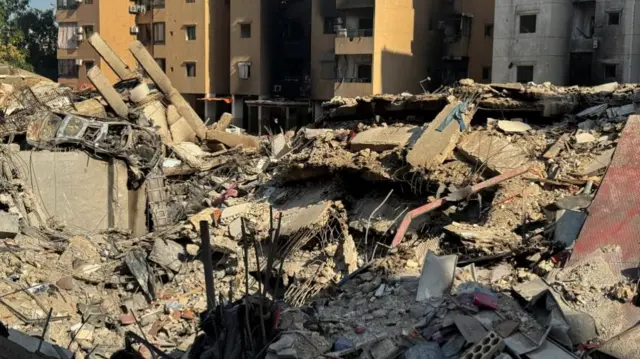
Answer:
460, 331, 505, 359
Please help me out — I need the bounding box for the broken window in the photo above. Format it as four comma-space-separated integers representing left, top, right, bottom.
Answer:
608, 11, 620, 25
58, 59, 78, 78
155, 58, 166, 72
357, 64, 372, 82
138, 24, 152, 44
57, 22, 78, 49
321, 60, 336, 80
153, 22, 165, 44
485, 24, 493, 38
185, 62, 196, 77
516, 65, 534, 83
154, 0, 165, 8
519, 14, 537, 34
604, 64, 617, 79
186, 25, 196, 40
85, 60, 95, 72
358, 18, 373, 36
240, 23, 251, 38
482, 66, 491, 81
83, 25, 94, 37
84, 0, 93, 4
324, 17, 336, 34
238, 62, 251, 79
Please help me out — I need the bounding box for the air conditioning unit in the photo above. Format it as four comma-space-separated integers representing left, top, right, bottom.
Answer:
130, 26, 140, 34
273, 85, 282, 92
129, 5, 139, 13
76, 26, 84, 34
77, 33, 84, 41
593, 38, 599, 49
75, 59, 83, 66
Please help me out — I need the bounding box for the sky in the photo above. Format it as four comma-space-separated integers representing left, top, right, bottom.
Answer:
29, 0, 54, 10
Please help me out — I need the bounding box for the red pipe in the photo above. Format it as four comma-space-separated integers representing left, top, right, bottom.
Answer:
391, 166, 531, 247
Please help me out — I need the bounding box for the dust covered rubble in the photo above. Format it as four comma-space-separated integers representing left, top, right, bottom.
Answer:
0, 63, 636, 359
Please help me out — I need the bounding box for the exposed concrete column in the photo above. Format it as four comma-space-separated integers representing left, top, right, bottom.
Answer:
87, 67, 129, 118
129, 41, 206, 140
231, 95, 244, 127
88, 33, 136, 80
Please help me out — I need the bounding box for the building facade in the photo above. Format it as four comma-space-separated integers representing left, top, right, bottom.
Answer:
493, 0, 640, 85
55, 0, 230, 120
56, 0, 137, 88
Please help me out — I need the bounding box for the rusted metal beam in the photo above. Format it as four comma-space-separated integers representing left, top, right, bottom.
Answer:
391, 166, 530, 247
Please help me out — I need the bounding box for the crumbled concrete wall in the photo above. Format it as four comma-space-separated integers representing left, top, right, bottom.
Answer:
16, 151, 146, 235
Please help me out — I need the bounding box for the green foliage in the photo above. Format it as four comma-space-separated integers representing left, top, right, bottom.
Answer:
0, 0, 30, 69
0, 0, 58, 79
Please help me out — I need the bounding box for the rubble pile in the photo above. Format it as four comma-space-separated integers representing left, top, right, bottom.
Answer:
0, 36, 639, 358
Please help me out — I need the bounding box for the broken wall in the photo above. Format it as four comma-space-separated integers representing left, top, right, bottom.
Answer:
15, 151, 146, 235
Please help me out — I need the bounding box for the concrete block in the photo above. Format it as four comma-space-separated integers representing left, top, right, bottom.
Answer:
279, 201, 332, 235
142, 100, 173, 144
350, 126, 417, 152
407, 101, 476, 170
457, 132, 528, 174
460, 331, 505, 359
0, 211, 18, 238
221, 203, 251, 220
72, 98, 106, 118
166, 105, 181, 125
170, 117, 197, 143
149, 239, 184, 272
130, 82, 150, 103
16, 151, 143, 234
497, 120, 531, 133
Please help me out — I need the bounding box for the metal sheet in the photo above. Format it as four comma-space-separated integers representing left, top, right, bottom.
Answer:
570, 115, 640, 274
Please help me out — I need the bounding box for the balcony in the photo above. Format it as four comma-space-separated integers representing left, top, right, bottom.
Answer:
336, 0, 374, 10
334, 79, 372, 97
335, 30, 373, 55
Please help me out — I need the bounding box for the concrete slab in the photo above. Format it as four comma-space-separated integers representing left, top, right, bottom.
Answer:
221, 203, 251, 220
279, 201, 332, 236
149, 239, 184, 272
16, 151, 142, 234
497, 120, 531, 133
407, 101, 476, 170
0, 211, 19, 238
579, 148, 615, 175
350, 126, 418, 152
457, 132, 528, 174
170, 117, 197, 143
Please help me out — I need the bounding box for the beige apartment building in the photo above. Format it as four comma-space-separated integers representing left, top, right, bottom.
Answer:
56, 0, 230, 120
229, 0, 494, 132
56, 0, 137, 88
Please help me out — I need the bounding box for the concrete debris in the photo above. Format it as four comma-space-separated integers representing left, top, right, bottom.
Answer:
497, 120, 531, 133
0, 35, 637, 358
457, 131, 528, 174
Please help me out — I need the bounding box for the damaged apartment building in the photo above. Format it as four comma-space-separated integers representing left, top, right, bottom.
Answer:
493, 0, 640, 85
56, 0, 495, 134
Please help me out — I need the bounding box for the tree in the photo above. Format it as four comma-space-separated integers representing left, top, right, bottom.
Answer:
0, 0, 30, 69
17, 8, 57, 79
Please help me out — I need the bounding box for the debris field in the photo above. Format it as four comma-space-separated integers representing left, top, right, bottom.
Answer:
0, 36, 639, 359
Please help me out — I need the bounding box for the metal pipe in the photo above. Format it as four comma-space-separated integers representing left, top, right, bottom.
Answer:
391, 166, 531, 247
